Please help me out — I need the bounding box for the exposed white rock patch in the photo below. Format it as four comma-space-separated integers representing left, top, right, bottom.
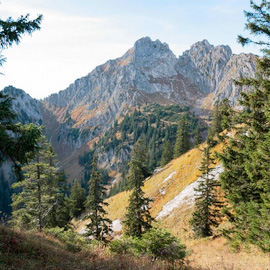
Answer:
78, 219, 122, 235
162, 171, 176, 183
159, 188, 166, 195
112, 219, 122, 232
156, 165, 224, 219
154, 168, 164, 174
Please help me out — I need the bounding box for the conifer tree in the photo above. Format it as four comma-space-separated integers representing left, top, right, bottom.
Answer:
0, 14, 42, 66
190, 142, 222, 237
45, 170, 71, 229
219, 98, 234, 131
174, 114, 189, 158
84, 154, 111, 241
209, 101, 222, 138
219, 0, 270, 250
160, 140, 173, 167
193, 126, 202, 148
70, 180, 86, 218
11, 138, 61, 231
124, 139, 153, 238
208, 99, 234, 142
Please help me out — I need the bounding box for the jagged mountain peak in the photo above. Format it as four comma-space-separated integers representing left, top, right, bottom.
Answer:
133, 36, 170, 55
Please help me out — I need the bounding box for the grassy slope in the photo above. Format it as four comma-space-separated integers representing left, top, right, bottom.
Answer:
76, 142, 270, 270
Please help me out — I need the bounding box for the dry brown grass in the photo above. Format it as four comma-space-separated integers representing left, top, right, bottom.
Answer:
185, 237, 270, 270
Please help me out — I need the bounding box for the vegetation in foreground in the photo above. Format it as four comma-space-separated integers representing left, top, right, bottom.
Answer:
0, 225, 191, 270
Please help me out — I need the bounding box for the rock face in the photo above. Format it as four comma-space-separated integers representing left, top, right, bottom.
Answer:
177, 39, 257, 105
2, 86, 43, 125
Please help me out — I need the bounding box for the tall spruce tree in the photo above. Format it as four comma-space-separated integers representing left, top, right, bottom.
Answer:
190, 142, 222, 237
193, 126, 202, 148
70, 180, 86, 219
209, 101, 222, 139
124, 139, 153, 238
11, 138, 62, 231
160, 140, 173, 167
218, 0, 270, 250
208, 99, 234, 143
174, 114, 189, 158
84, 154, 111, 241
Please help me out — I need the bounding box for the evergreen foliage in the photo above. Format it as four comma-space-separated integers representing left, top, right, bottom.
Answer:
0, 11, 42, 217
69, 180, 86, 218
193, 126, 202, 147
0, 92, 42, 175
84, 154, 112, 241
11, 138, 69, 231
124, 139, 153, 238
190, 142, 222, 237
0, 14, 42, 66
110, 226, 186, 264
208, 99, 234, 140
173, 114, 189, 158
219, 0, 270, 251
160, 140, 173, 167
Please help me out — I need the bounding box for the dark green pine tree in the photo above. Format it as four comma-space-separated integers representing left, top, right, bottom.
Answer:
193, 126, 202, 148
190, 142, 222, 237
84, 154, 112, 241
44, 169, 71, 229
208, 100, 222, 139
160, 140, 173, 167
11, 137, 60, 231
218, 98, 234, 131
208, 99, 234, 143
174, 114, 189, 158
124, 139, 153, 238
70, 179, 86, 219
218, 0, 270, 250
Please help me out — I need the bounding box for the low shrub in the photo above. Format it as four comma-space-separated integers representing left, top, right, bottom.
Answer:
109, 226, 186, 264
44, 227, 90, 253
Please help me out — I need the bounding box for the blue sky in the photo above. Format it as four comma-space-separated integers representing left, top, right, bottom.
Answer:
0, 0, 261, 99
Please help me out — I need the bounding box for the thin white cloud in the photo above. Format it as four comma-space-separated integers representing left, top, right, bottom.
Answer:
0, 1, 131, 99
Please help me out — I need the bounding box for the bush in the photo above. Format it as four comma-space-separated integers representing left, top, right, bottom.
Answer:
109, 226, 186, 264
44, 227, 91, 253
109, 237, 136, 254
138, 227, 186, 262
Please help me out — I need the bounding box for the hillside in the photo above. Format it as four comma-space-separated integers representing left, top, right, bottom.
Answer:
74, 141, 269, 270
76, 142, 223, 235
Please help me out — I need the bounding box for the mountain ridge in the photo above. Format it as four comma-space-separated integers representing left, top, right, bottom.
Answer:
1, 37, 258, 183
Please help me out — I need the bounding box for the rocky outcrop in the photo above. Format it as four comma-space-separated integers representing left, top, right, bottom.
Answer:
177, 40, 257, 105
2, 86, 43, 125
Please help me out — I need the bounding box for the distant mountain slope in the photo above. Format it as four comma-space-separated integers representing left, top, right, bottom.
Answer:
0, 86, 43, 216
